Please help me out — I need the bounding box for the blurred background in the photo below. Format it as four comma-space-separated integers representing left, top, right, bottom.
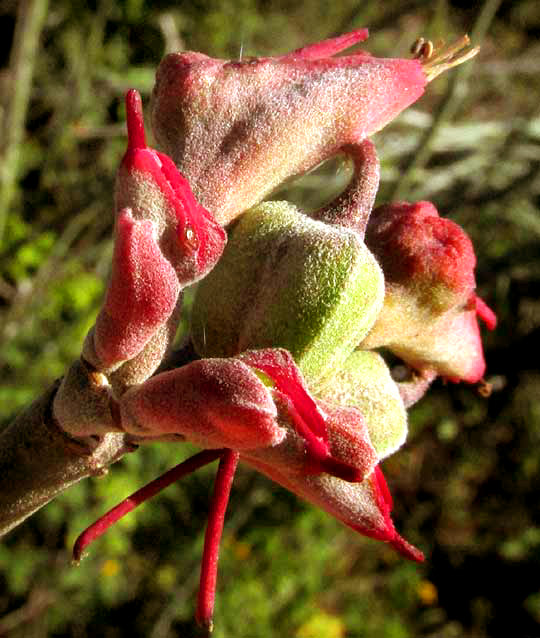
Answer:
0, 0, 539, 636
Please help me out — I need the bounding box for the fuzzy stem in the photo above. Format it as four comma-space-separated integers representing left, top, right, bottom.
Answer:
73, 449, 225, 561
196, 450, 239, 633
0, 382, 129, 538
397, 369, 437, 408
312, 139, 380, 238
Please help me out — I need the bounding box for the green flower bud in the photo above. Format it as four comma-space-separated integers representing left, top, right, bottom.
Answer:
191, 201, 384, 389
317, 350, 407, 459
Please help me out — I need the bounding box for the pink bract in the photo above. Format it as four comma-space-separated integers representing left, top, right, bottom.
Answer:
118, 89, 226, 286
151, 29, 427, 225
83, 90, 226, 384
363, 200, 497, 382
93, 209, 180, 369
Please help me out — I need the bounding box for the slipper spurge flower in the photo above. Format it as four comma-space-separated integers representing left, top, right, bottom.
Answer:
75, 348, 422, 632
63, 30, 491, 637
86, 89, 226, 389
53, 90, 226, 437
361, 200, 497, 382
151, 30, 478, 225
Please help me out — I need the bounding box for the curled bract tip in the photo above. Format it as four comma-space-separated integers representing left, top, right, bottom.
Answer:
279, 28, 369, 60
475, 296, 497, 331
125, 89, 146, 151
414, 34, 480, 82
390, 535, 425, 563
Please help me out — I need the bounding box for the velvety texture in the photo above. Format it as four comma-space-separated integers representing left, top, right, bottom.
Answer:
362, 200, 496, 382
191, 201, 384, 390
151, 30, 426, 225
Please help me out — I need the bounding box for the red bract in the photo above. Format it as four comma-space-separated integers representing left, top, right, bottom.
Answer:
92, 208, 180, 369
82, 90, 226, 388
118, 89, 226, 286
151, 31, 476, 225
244, 454, 423, 563
362, 200, 497, 382
119, 348, 377, 482
77, 348, 421, 630
119, 356, 285, 451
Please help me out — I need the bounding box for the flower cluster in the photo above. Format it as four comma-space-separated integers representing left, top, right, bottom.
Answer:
63, 30, 495, 633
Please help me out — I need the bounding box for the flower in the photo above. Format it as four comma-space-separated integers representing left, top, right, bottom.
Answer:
361, 200, 497, 382
191, 200, 384, 389
81, 347, 421, 565
151, 31, 477, 225
82, 90, 226, 391
69, 32, 489, 634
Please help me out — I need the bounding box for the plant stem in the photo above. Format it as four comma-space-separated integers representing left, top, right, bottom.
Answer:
0, 381, 129, 537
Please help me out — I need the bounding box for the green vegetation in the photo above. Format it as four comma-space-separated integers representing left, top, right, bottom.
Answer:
1, 1, 539, 636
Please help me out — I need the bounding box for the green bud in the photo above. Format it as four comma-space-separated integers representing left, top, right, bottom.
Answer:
317, 350, 407, 459
191, 201, 384, 389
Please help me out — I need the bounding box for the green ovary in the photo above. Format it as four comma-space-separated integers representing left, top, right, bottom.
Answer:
191, 201, 384, 391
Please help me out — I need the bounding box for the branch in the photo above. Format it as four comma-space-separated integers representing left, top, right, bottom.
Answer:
0, 0, 50, 245
0, 379, 130, 537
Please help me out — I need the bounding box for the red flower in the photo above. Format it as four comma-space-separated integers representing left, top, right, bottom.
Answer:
151, 30, 476, 225
82, 90, 226, 388
362, 200, 496, 382
76, 347, 422, 629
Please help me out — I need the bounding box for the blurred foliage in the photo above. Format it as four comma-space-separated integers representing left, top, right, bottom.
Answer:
1, 0, 539, 637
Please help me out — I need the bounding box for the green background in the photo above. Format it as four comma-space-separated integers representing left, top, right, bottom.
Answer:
1, 1, 539, 636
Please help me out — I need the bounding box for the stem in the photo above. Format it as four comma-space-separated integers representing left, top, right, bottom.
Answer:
397, 369, 437, 408
0, 381, 129, 538
312, 139, 380, 238
73, 449, 225, 561
0, 0, 50, 247
196, 450, 239, 633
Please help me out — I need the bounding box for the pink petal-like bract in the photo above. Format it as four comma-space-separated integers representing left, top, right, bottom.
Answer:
83, 90, 226, 385
151, 30, 427, 224
242, 452, 423, 562
119, 357, 284, 450
117, 89, 226, 285
93, 209, 180, 368
363, 200, 497, 382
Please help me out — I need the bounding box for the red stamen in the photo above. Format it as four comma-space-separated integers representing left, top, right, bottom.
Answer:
125, 89, 147, 151
73, 449, 224, 562
196, 450, 239, 632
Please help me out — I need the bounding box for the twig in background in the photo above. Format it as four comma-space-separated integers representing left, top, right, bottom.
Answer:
0, 0, 49, 247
